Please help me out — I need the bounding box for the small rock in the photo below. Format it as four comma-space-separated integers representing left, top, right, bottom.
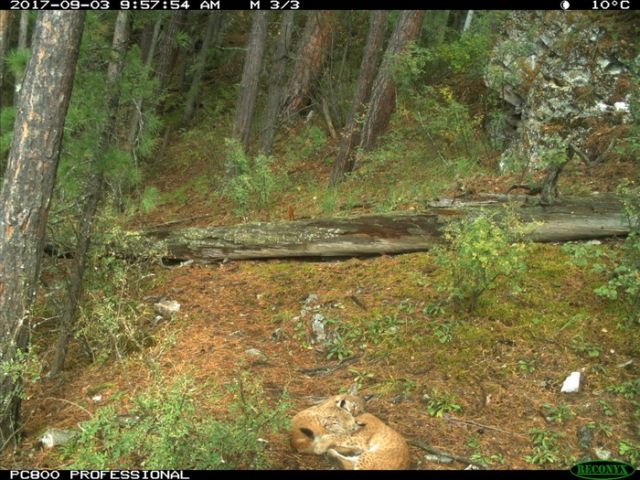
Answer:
39, 428, 76, 448
154, 300, 180, 318
594, 446, 611, 460
245, 348, 268, 364
587, 240, 602, 245
179, 259, 194, 267
91, 395, 103, 403
561, 371, 581, 393
464, 464, 481, 470
271, 328, 285, 342
310, 313, 327, 344
303, 294, 319, 306
577, 425, 593, 451
424, 453, 454, 464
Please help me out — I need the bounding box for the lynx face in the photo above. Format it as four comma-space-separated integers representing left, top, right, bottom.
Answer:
290, 394, 366, 455
321, 413, 411, 470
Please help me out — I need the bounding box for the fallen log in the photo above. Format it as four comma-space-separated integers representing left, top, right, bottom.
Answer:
140, 194, 630, 263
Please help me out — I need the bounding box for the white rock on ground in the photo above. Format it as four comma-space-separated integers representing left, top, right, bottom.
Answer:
560, 371, 581, 393
154, 300, 181, 318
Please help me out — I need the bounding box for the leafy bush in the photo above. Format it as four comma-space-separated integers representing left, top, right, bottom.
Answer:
424, 388, 462, 417
433, 211, 528, 312
64, 374, 290, 469
523, 428, 561, 465
224, 138, 279, 215
594, 182, 640, 324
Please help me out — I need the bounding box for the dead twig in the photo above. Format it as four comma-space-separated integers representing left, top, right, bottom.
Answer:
443, 414, 527, 439
407, 438, 486, 469
44, 396, 93, 419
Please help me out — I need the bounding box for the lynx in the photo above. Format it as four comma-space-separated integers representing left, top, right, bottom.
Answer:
318, 413, 411, 470
290, 393, 366, 455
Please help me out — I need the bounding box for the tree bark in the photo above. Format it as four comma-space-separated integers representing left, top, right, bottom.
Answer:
329, 11, 388, 186
0, 12, 11, 93
181, 13, 221, 127
233, 11, 268, 152
281, 11, 335, 121
0, 11, 84, 450
462, 10, 474, 33
127, 15, 161, 151
138, 195, 630, 263
12, 11, 30, 104
359, 11, 425, 153
261, 10, 295, 155
155, 11, 185, 93
50, 12, 130, 378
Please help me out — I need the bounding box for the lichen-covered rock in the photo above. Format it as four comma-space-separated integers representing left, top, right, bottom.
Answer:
485, 12, 638, 171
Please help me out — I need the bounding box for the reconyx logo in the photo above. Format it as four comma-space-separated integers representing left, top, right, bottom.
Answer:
570, 460, 636, 480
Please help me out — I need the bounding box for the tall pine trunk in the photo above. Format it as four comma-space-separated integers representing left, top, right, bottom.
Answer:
329, 11, 387, 186
0, 11, 84, 450
0, 12, 11, 93
281, 11, 335, 121
359, 11, 425, 152
233, 11, 268, 152
12, 11, 29, 104
50, 12, 130, 377
155, 11, 185, 94
127, 15, 162, 150
181, 13, 221, 127
261, 11, 295, 155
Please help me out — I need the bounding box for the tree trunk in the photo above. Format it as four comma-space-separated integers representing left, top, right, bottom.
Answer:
0, 12, 11, 93
329, 11, 388, 186
138, 195, 629, 263
127, 15, 162, 151
359, 11, 425, 152
181, 13, 221, 127
50, 12, 130, 378
261, 10, 295, 155
12, 11, 30, 104
155, 11, 185, 93
0, 11, 84, 450
462, 10, 474, 33
281, 11, 335, 121
233, 11, 268, 152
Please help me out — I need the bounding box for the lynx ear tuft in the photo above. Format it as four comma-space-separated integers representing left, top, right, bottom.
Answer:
300, 427, 315, 439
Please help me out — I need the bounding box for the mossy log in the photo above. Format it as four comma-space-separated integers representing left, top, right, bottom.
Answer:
141, 194, 630, 263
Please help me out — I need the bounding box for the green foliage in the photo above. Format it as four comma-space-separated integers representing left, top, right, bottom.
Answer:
64, 374, 290, 469
0, 106, 16, 173
224, 138, 279, 216
523, 428, 562, 465
432, 320, 455, 344
570, 336, 601, 358
410, 86, 484, 169
594, 183, 640, 324
607, 378, 640, 401
5, 47, 30, 83
140, 186, 160, 213
433, 211, 528, 312
424, 388, 462, 417
284, 125, 327, 166
617, 58, 640, 161
619, 439, 640, 467
541, 403, 575, 423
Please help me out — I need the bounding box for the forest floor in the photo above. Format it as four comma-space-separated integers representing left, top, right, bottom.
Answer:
3, 121, 639, 470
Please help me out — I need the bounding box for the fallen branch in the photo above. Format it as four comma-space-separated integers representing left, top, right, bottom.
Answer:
407, 438, 487, 469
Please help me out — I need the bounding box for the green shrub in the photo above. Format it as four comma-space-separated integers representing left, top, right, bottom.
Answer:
64, 374, 290, 469
433, 211, 528, 312
594, 182, 640, 324
224, 138, 279, 215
